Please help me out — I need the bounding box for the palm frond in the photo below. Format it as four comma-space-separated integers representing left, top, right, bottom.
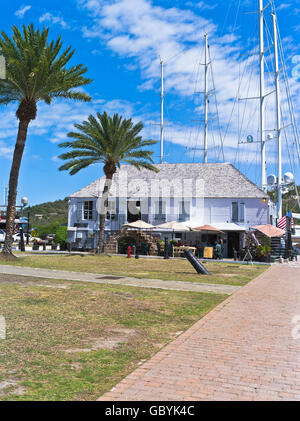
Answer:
0, 24, 92, 108
59, 111, 158, 177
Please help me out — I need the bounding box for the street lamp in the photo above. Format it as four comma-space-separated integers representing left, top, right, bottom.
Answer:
26, 204, 31, 245
20, 197, 28, 252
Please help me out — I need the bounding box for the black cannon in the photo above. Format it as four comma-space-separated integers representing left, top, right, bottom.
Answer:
184, 249, 210, 275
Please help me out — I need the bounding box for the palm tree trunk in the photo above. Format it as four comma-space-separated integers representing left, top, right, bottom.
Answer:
1, 120, 30, 258
96, 174, 113, 253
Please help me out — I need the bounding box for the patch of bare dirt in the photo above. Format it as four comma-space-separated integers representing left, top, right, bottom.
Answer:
112, 292, 135, 299
70, 362, 82, 370
0, 377, 25, 396
0, 253, 18, 261
65, 328, 137, 353
215, 273, 238, 278
0, 279, 69, 289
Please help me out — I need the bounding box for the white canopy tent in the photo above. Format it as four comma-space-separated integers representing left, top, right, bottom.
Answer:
155, 221, 190, 232
210, 223, 246, 232
122, 220, 155, 230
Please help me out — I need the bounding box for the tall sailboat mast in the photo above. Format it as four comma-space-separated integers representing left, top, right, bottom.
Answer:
204, 33, 209, 163
160, 58, 164, 164
259, 0, 267, 191
271, 11, 283, 219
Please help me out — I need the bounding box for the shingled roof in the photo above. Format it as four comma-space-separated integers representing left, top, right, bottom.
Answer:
70, 163, 268, 199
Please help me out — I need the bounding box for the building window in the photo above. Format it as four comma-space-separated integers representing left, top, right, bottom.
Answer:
83, 201, 93, 220
106, 200, 116, 221
179, 200, 190, 222
232, 202, 245, 222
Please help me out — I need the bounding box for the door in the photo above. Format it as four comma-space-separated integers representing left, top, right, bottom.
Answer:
227, 232, 240, 258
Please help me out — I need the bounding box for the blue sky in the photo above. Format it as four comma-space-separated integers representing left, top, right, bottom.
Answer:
1, 0, 300, 205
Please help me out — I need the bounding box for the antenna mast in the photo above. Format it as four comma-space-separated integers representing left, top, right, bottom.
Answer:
160, 58, 164, 164
204, 34, 209, 163
271, 12, 283, 218
259, 0, 267, 191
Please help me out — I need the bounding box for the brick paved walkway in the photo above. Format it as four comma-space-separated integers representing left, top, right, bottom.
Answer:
99, 263, 300, 401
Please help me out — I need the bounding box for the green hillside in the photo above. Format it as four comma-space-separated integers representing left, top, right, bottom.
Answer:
24, 198, 68, 231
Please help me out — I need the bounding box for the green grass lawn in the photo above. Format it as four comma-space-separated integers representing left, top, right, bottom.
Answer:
0, 273, 226, 401
0, 254, 268, 286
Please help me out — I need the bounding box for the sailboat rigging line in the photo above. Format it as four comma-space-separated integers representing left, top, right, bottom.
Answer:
208, 46, 225, 162
281, 108, 300, 210
193, 44, 205, 97
219, 0, 235, 41
211, 0, 241, 63
269, 0, 300, 209
183, 43, 206, 163
163, 48, 187, 66
207, 101, 218, 162
279, 46, 300, 165
239, 54, 257, 143
272, 0, 300, 166
224, 15, 259, 151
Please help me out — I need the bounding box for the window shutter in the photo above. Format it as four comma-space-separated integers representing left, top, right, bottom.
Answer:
239, 203, 245, 222
232, 202, 238, 222
77, 201, 83, 221
93, 200, 97, 221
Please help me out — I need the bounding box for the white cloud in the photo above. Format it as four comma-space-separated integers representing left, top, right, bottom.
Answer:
195, 2, 218, 11
78, 0, 251, 128
76, 0, 300, 183
15, 5, 31, 18
39, 12, 68, 29
0, 97, 139, 161
277, 3, 291, 12
0, 142, 14, 159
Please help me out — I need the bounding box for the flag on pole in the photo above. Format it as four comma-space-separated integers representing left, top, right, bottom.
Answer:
277, 211, 294, 230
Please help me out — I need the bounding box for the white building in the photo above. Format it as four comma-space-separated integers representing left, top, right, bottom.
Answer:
67, 163, 275, 257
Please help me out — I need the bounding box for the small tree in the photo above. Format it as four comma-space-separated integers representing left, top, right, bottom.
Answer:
0, 24, 92, 258
58, 112, 158, 253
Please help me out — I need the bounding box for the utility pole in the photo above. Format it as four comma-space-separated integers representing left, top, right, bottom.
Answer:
204, 33, 209, 164
259, 0, 267, 191
160, 58, 164, 164
3, 187, 8, 206
271, 12, 282, 219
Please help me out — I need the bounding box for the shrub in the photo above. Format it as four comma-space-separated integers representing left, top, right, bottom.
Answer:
53, 226, 68, 246
35, 223, 61, 239
30, 229, 40, 238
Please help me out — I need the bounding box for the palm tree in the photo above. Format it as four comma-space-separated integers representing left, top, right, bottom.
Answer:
0, 24, 92, 258
58, 111, 158, 253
